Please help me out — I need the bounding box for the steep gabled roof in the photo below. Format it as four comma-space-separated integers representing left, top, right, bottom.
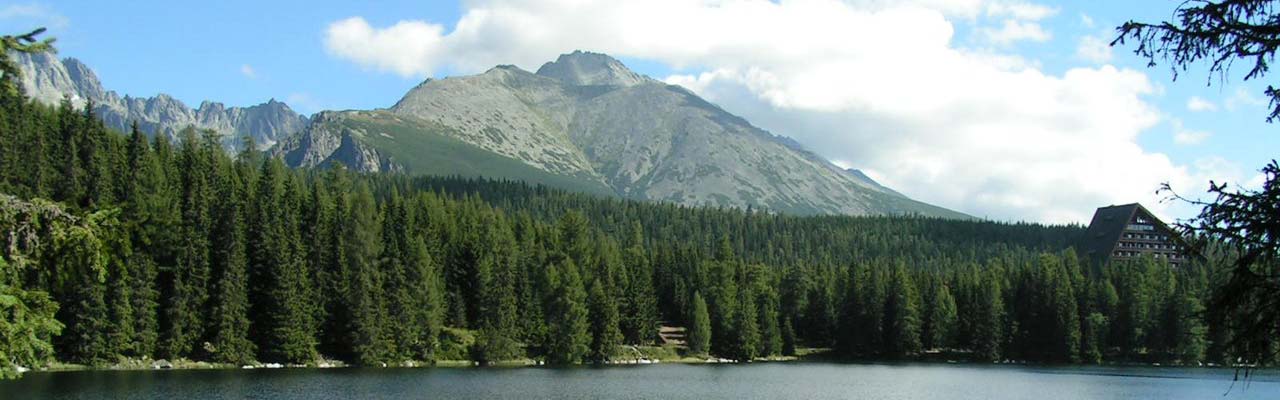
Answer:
1079, 203, 1190, 265
1080, 203, 1139, 263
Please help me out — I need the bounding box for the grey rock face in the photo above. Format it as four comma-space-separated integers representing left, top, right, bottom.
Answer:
390, 65, 601, 180
12, 52, 307, 150
275, 111, 400, 173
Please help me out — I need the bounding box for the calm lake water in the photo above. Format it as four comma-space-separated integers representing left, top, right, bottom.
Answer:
3, 362, 1277, 399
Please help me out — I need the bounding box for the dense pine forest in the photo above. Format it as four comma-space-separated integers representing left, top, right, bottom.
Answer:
0, 70, 1242, 378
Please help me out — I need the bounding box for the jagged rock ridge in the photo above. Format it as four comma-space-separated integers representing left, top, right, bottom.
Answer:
13, 52, 307, 150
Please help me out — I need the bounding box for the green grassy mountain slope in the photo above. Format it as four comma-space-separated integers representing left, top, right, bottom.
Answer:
273, 110, 615, 197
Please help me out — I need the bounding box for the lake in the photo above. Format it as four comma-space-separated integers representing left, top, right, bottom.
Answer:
3, 362, 1277, 399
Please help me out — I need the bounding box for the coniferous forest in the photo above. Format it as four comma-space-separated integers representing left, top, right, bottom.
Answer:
0, 80, 1242, 378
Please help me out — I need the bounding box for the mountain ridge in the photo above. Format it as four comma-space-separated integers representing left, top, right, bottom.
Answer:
277, 51, 968, 218
13, 51, 307, 150
13, 49, 966, 218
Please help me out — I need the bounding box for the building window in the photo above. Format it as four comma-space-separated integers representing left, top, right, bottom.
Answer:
1128, 224, 1154, 231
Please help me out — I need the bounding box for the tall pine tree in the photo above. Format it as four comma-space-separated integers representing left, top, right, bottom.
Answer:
687, 291, 711, 357
588, 279, 622, 362
248, 159, 317, 364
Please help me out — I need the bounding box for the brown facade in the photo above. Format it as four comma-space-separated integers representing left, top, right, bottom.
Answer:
1080, 203, 1187, 267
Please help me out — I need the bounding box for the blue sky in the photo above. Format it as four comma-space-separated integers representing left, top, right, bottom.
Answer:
2, 1, 1274, 223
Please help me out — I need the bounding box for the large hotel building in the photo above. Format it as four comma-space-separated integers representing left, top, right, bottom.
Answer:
1079, 203, 1188, 267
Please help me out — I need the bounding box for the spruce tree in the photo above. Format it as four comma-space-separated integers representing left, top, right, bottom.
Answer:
120, 123, 162, 359
1169, 279, 1207, 364
1081, 312, 1108, 364
407, 235, 445, 361
588, 279, 622, 362
1048, 258, 1081, 363
851, 264, 887, 356
52, 98, 83, 206
79, 104, 113, 208
924, 282, 958, 350
544, 259, 590, 364
379, 189, 413, 361
51, 215, 112, 364
161, 128, 214, 359
474, 214, 523, 363
883, 263, 921, 358
733, 283, 761, 361
513, 215, 548, 346
205, 157, 254, 364
781, 317, 798, 356
706, 260, 739, 357
621, 222, 658, 344
687, 291, 711, 356
128, 255, 159, 359
758, 294, 783, 357
311, 170, 349, 360
101, 221, 136, 359
379, 189, 445, 362
345, 181, 390, 365
473, 253, 522, 363
444, 198, 485, 328
0, 193, 67, 378
974, 270, 1005, 362
248, 159, 317, 364
557, 211, 593, 271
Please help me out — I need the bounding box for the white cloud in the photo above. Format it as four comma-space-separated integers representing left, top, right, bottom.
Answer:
986, 1, 1056, 20
1171, 119, 1211, 145
1185, 96, 1217, 112
1075, 35, 1111, 64
1147, 156, 1258, 223
1079, 13, 1094, 27
240, 64, 257, 79
1245, 172, 1267, 190
0, 3, 69, 29
1190, 157, 1254, 195
1225, 87, 1267, 111
982, 19, 1051, 45
326, 17, 446, 77
323, 0, 1231, 223
1173, 130, 1210, 145
979, 1, 1055, 45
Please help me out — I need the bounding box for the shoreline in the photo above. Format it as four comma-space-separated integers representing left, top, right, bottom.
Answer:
25, 354, 800, 375
23, 354, 1266, 377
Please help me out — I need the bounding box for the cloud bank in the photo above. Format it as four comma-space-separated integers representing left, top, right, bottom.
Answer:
323, 0, 1238, 223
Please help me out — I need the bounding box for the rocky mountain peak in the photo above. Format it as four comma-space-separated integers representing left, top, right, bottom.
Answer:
198, 100, 226, 113
535, 50, 648, 87
474, 64, 528, 81
12, 52, 84, 106
60, 58, 107, 101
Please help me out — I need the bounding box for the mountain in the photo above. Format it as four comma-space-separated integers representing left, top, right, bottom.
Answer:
13, 52, 307, 149
275, 51, 966, 218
